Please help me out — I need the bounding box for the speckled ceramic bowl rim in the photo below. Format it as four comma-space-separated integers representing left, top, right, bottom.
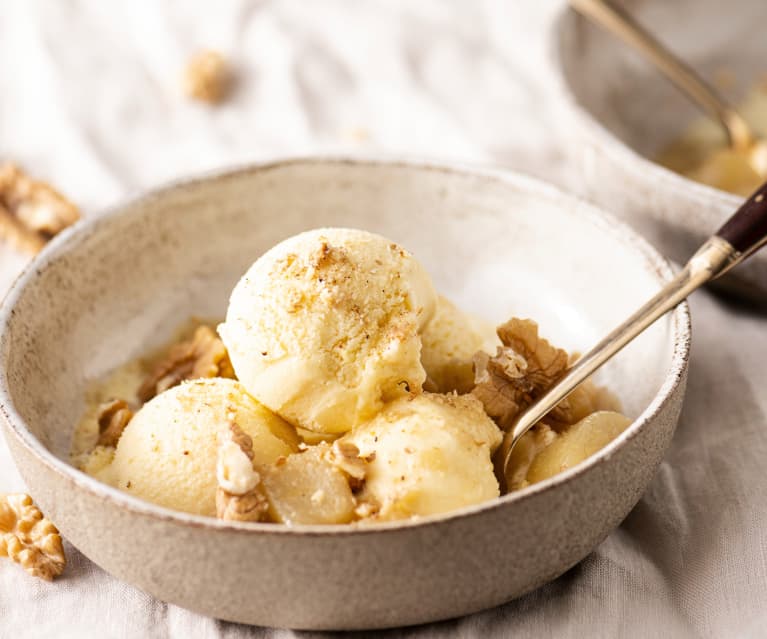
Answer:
0, 156, 691, 538
548, 7, 746, 209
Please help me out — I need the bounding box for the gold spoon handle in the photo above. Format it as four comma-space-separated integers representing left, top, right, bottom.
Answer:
502, 180, 767, 475
570, 0, 754, 151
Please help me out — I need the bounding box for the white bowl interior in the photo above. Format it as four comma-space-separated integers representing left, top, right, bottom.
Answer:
2, 160, 675, 468
558, 0, 765, 158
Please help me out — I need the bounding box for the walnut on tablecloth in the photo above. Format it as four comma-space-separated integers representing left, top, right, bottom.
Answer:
0, 493, 66, 581
183, 50, 231, 104
0, 163, 80, 255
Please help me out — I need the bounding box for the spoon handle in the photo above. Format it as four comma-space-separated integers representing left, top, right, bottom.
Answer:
570, 0, 754, 151
715, 182, 767, 263
501, 180, 767, 476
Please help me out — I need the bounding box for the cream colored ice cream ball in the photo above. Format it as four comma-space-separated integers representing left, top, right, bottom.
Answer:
342, 392, 502, 520
219, 228, 438, 434
106, 378, 297, 517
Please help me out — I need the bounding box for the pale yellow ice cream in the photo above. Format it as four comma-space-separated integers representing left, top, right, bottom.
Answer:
342, 393, 502, 520
104, 378, 298, 517
421, 295, 497, 394
219, 228, 437, 434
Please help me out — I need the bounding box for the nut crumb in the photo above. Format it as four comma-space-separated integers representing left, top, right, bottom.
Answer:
353, 501, 379, 519
96, 399, 133, 447
0, 494, 66, 580
327, 440, 372, 492
183, 50, 231, 104
138, 325, 235, 402
0, 163, 80, 255
215, 421, 269, 522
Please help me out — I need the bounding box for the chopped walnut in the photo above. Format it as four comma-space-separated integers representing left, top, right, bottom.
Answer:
472, 318, 569, 431
183, 50, 231, 104
0, 163, 80, 254
216, 488, 269, 522
353, 500, 380, 519
96, 399, 133, 447
138, 325, 235, 402
0, 494, 66, 581
472, 318, 619, 432
215, 421, 269, 522
326, 440, 374, 492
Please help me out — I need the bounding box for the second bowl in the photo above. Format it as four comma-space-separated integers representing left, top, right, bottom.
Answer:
553, 0, 767, 300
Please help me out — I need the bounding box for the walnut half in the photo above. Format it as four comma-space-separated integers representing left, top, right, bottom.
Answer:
138, 325, 235, 402
0, 163, 80, 255
0, 494, 66, 581
472, 318, 620, 433
472, 318, 569, 431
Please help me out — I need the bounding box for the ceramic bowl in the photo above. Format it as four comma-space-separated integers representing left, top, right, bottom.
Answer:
552, 0, 767, 300
0, 158, 689, 630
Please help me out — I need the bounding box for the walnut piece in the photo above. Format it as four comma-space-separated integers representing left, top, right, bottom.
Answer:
0, 163, 80, 254
329, 441, 365, 479
0, 494, 66, 581
96, 399, 133, 447
216, 421, 269, 522
326, 440, 375, 492
183, 50, 231, 104
472, 318, 620, 433
138, 325, 235, 402
472, 318, 569, 430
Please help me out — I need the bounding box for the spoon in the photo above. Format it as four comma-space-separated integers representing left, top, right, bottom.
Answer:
498, 180, 767, 481
570, 0, 767, 178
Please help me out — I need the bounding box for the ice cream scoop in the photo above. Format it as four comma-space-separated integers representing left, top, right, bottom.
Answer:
219, 228, 437, 434
105, 378, 298, 517
342, 393, 502, 520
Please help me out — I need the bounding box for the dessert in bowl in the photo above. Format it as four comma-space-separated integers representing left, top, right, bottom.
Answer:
553, 0, 767, 299
0, 158, 689, 629
70, 225, 629, 525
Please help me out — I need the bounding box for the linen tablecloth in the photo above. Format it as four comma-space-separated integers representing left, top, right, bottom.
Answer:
1, 2, 766, 637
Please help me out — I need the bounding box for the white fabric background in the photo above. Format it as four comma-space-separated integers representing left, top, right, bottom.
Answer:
1, 1, 766, 637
